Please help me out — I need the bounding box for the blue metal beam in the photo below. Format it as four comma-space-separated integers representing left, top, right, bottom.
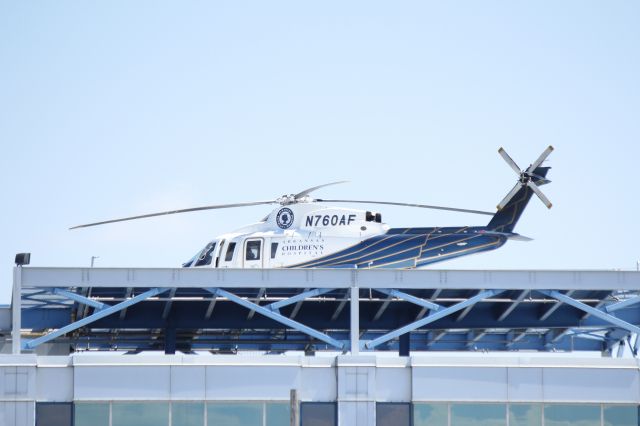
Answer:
162, 288, 177, 319
375, 289, 442, 312
364, 289, 504, 349
539, 290, 640, 336
466, 330, 487, 349
457, 289, 485, 322
565, 328, 608, 341
267, 288, 336, 312
498, 290, 528, 321
605, 295, 640, 313
505, 330, 528, 348
51, 288, 108, 311
539, 290, 574, 321
207, 288, 344, 350
426, 330, 447, 347
23, 288, 168, 350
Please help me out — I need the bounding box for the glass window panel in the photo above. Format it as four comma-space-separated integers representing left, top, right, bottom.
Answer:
451, 403, 506, 426
604, 405, 638, 426
414, 403, 448, 426
246, 240, 261, 260
112, 402, 169, 426
544, 404, 600, 426
377, 403, 411, 426
509, 404, 542, 426
266, 402, 290, 426
207, 403, 262, 426
300, 402, 337, 426
173, 402, 204, 426
195, 242, 216, 266
225, 242, 236, 261
36, 403, 73, 426
75, 403, 109, 426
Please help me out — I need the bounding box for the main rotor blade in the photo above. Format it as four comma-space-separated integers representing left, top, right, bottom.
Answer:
496, 183, 523, 211
526, 181, 553, 209
526, 145, 554, 173
294, 181, 349, 199
316, 199, 494, 215
70, 200, 276, 230
498, 147, 522, 175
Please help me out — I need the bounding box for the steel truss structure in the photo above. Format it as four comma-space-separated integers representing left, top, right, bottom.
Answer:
9, 267, 640, 356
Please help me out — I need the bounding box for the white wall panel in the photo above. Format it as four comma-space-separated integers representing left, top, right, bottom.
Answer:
375, 368, 411, 402
299, 367, 336, 401
170, 366, 206, 400
507, 367, 543, 402
36, 367, 73, 401
205, 366, 300, 400
74, 366, 170, 400
542, 368, 640, 403
413, 367, 508, 402
339, 401, 375, 426
0, 401, 34, 426
0, 367, 36, 400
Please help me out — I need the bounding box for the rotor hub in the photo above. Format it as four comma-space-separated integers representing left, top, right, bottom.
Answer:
519, 172, 532, 184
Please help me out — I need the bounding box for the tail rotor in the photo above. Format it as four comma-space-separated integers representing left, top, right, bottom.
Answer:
496, 146, 554, 210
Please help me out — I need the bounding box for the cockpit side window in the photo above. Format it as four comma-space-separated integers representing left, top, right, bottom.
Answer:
224, 242, 236, 262
195, 242, 216, 266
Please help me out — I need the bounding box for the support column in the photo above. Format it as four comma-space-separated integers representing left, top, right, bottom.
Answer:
165, 327, 176, 355
12, 267, 22, 354
350, 285, 359, 355
399, 333, 410, 356
290, 389, 299, 426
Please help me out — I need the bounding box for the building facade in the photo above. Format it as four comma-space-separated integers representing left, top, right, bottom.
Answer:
1, 354, 639, 426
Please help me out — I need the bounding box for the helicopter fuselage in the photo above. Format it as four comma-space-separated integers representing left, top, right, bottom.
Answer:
183, 203, 507, 270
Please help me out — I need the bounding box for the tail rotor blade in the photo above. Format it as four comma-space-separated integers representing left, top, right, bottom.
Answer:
498, 147, 522, 175
526, 181, 553, 209
527, 145, 554, 173
497, 183, 523, 210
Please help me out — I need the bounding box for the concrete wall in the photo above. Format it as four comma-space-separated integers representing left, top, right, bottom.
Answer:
0, 354, 639, 426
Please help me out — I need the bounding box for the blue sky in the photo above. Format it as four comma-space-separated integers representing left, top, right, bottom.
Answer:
1, 2, 639, 303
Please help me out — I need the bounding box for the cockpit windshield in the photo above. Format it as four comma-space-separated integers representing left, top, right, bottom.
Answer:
181, 254, 198, 268
195, 242, 217, 267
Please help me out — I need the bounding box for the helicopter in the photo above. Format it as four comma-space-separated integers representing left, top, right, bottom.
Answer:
71, 147, 553, 270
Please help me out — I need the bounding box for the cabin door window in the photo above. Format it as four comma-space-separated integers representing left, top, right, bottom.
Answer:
244, 239, 263, 268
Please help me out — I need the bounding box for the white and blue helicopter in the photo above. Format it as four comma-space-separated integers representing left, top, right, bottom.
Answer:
72, 147, 553, 269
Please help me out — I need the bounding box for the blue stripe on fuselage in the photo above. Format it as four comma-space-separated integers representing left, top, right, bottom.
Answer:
290, 227, 505, 269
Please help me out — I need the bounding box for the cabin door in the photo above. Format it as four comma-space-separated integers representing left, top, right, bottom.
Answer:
243, 238, 264, 268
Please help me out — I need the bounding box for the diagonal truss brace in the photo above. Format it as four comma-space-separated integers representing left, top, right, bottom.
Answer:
23, 288, 169, 350
605, 295, 640, 313
375, 289, 442, 312
207, 288, 344, 350
50, 288, 108, 311
266, 288, 336, 313
539, 290, 640, 336
364, 289, 504, 349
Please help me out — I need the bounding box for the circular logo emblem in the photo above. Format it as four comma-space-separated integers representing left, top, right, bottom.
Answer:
276, 208, 294, 229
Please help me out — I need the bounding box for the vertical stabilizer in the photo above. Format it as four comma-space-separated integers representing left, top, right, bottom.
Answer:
487, 166, 551, 232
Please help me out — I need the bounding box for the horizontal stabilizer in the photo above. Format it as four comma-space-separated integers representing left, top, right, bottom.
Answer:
480, 230, 533, 242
